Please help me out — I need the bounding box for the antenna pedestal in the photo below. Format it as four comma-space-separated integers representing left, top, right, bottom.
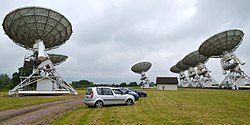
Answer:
178, 72, 189, 87
9, 59, 77, 95
220, 53, 250, 89
220, 69, 250, 90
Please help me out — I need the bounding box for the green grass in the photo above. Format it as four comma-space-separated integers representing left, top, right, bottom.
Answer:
0, 91, 8, 96
51, 88, 250, 125
0, 90, 86, 111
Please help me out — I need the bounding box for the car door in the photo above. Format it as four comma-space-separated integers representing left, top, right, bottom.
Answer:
101, 88, 115, 105
112, 89, 126, 104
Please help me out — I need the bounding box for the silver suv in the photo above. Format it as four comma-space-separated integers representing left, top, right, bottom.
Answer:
84, 87, 135, 108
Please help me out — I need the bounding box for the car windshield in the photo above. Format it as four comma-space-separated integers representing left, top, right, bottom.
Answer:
119, 89, 128, 94
128, 88, 136, 92
112, 89, 123, 94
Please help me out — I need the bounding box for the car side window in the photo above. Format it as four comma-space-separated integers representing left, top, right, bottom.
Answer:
102, 88, 113, 95
97, 88, 102, 95
112, 89, 123, 94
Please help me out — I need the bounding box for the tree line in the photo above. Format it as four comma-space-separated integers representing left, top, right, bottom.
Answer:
0, 66, 149, 91
71, 80, 141, 89
0, 73, 142, 91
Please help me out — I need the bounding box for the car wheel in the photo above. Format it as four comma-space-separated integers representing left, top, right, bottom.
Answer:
95, 100, 103, 108
126, 99, 133, 106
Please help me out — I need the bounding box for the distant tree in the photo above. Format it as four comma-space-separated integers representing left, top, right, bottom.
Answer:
11, 72, 20, 89
71, 80, 94, 88
10, 67, 32, 89
129, 82, 138, 86
110, 84, 119, 87
0, 73, 11, 91
120, 82, 127, 87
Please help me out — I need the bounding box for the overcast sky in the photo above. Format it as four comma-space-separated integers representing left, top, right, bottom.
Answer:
1, 0, 250, 84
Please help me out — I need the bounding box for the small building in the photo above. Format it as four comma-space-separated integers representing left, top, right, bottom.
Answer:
156, 77, 178, 90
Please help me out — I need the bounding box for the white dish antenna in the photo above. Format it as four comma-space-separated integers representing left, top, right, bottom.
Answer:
182, 50, 218, 88
199, 29, 243, 58
172, 60, 190, 87
198, 29, 250, 90
170, 65, 188, 87
131, 62, 152, 88
3, 6, 77, 95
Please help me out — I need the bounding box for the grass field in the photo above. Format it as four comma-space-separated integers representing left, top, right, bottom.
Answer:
51, 88, 250, 125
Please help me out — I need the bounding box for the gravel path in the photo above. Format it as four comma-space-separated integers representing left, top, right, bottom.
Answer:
0, 96, 84, 125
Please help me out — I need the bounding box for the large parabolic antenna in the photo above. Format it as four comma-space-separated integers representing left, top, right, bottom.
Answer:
172, 60, 190, 87
3, 6, 72, 50
182, 50, 218, 88
199, 29, 243, 58
131, 62, 152, 88
182, 51, 208, 88
170, 65, 187, 87
199, 29, 250, 90
48, 54, 68, 66
3, 6, 77, 95
24, 54, 68, 68
182, 51, 208, 67
176, 60, 189, 71
170, 65, 181, 74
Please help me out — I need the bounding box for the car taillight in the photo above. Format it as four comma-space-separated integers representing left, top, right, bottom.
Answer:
91, 91, 94, 98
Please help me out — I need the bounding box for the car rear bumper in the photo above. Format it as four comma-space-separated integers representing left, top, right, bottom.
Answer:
83, 100, 95, 106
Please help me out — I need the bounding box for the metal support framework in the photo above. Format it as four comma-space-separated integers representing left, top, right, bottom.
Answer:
197, 64, 219, 88
9, 59, 78, 95
200, 74, 219, 88
220, 52, 250, 89
178, 72, 190, 87
221, 69, 250, 90
187, 68, 200, 88
140, 72, 151, 88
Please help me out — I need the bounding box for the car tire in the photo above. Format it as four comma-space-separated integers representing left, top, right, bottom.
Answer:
95, 100, 103, 108
125, 99, 133, 106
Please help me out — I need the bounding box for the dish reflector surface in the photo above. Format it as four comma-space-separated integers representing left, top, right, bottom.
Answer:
2, 6, 73, 50
199, 29, 244, 58
131, 62, 152, 74
182, 50, 208, 67
170, 65, 182, 73
24, 54, 68, 68
176, 60, 189, 71
48, 54, 68, 66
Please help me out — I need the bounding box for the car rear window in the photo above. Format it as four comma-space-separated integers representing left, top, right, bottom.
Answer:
86, 88, 92, 95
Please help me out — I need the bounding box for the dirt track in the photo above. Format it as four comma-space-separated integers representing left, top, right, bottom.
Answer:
0, 96, 84, 125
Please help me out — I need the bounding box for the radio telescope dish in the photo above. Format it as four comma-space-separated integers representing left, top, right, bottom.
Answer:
183, 51, 218, 88
131, 62, 152, 88
4, 6, 77, 95
199, 29, 244, 58
131, 62, 152, 74
24, 54, 68, 68
2, 6, 72, 51
176, 60, 189, 71
170, 65, 181, 73
170, 65, 188, 87
199, 29, 250, 90
48, 54, 68, 66
182, 51, 208, 67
